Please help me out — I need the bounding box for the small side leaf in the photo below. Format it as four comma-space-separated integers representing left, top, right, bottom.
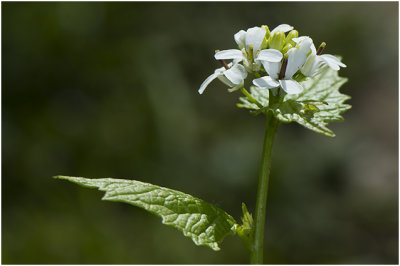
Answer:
55, 176, 239, 251
236, 203, 254, 252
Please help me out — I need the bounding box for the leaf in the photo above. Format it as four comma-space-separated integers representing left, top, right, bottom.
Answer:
238, 66, 351, 137
270, 100, 335, 136
236, 203, 254, 252
54, 176, 239, 251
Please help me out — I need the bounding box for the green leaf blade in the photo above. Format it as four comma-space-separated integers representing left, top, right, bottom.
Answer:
55, 176, 238, 251
238, 65, 351, 137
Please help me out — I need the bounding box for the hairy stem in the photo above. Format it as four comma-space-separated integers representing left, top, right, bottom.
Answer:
250, 108, 279, 264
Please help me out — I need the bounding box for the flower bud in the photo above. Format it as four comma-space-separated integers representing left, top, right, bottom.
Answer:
269, 31, 285, 50
262, 25, 271, 40
260, 25, 271, 49
282, 43, 293, 54
284, 30, 298, 46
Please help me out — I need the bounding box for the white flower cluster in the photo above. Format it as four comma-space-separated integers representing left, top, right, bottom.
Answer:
199, 24, 346, 95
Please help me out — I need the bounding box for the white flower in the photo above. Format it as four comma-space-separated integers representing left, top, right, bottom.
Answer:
234, 26, 266, 57
295, 37, 346, 77
215, 24, 294, 72
252, 37, 313, 94
269, 24, 294, 35
198, 63, 247, 94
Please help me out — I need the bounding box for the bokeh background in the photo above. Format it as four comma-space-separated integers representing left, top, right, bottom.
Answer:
2, 2, 398, 264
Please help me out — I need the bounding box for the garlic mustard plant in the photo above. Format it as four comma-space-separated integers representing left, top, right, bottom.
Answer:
198, 23, 350, 264
55, 24, 350, 264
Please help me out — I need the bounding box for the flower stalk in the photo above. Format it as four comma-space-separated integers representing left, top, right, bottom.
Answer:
240, 88, 263, 109
249, 92, 280, 264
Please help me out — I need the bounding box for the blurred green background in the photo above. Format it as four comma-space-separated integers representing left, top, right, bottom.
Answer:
2, 2, 398, 264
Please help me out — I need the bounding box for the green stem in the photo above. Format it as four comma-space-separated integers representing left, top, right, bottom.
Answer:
240, 88, 263, 109
250, 109, 279, 264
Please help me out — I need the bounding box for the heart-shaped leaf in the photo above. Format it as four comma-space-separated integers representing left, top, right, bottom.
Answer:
55, 176, 239, 251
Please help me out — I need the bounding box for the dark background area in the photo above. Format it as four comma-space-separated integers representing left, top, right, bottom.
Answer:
2, 2, 398, 264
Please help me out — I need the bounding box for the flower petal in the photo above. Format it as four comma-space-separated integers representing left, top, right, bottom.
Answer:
245, 26, 266, 52
292, 36, 317, 55
301, 54, 319, 76
292, 36, 309, 44
218, 75, 234, 87
279, 79, 303, 94
253, 76, 280, 89
234, 30, 246, 49
270, 24, 294, 35
310, 42, 317, 55
215, 49, 244, 61
227, 82, 244, 92
256, 49, 283, 62
261, 61, 281, 80
198, 72, 221, 94
320, 54, 347, 70
224, 64, 248, 85
285, 37, 312, 78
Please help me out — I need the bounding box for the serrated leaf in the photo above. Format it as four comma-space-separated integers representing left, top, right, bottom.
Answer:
55, 176, 238, 251
271, 100, 335, 137
238, 66, 351, 137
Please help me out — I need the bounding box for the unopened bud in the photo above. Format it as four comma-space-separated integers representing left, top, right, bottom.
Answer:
284, 30, 298, 45
269, 31, 285, 50
282, 43, 293, 54
260, 25, 271, 49
262, 25, 271, 40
